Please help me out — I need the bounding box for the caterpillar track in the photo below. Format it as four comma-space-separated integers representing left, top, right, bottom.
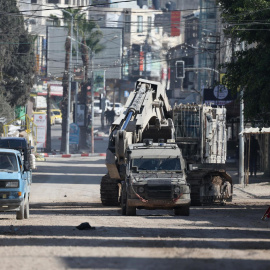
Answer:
100, 174, 120, 206
187, 170, 233, 206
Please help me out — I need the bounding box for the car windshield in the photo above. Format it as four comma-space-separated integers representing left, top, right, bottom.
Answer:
132, 158, 181, 172
53, 111, 61, 115
0, 153, 18, 171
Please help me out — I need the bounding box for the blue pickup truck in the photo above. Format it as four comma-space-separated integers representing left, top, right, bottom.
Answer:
0, 138, 33, 220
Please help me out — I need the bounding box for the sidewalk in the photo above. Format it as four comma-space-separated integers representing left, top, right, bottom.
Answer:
228, 169, 270, 200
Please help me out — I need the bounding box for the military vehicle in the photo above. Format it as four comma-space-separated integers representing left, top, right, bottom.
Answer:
173, 104, 233, 205
121, 139, 190, 216
100, 79, 191, 215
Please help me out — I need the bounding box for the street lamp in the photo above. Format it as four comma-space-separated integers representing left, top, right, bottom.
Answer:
55, 5, 73, 154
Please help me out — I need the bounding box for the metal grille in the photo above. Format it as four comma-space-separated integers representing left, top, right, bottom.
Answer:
174, 108, 201, 138
147, 185, 172, 199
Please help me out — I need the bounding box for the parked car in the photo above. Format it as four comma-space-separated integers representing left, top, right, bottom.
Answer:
110, 102, 123, 116
93, 99, 111, 115
51, 109, 62, 124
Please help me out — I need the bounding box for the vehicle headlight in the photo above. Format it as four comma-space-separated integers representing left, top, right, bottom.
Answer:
5, 181, 19, 188
138, 186, 145, 193
174, 187, 180, 193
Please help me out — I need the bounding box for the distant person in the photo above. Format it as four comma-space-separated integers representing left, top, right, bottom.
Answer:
109, 109, 116, 125
249, 136, 260, 176
104, 108, 110, 125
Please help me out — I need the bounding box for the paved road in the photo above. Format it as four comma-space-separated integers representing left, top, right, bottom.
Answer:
0, 153, 270, 270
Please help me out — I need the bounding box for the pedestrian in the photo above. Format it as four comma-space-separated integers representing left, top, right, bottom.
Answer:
104, 108, 110, 125
109, 109, 116, 125
249, 135, 260, 176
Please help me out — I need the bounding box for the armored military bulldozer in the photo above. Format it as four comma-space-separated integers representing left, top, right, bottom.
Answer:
173, 104, 233, 205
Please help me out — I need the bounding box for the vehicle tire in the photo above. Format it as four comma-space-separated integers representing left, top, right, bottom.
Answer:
121, 188, 126, 215
24, 196, 30, 219
174, 205, 190, 216
126, 201, 136, 216
100, 174, 120, 206
16, 201, 25, 220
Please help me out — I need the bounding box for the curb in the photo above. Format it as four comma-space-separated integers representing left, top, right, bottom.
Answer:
94, 137, 104, 140
37, 153, 101, 158
62, 154, 71, 158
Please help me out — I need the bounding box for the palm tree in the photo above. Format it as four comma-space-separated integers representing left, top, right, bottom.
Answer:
76, 17, 104, 149
50, 9, 103, 152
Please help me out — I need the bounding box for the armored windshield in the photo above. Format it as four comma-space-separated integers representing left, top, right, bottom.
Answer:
0, 153, 18, 171
132, 158, 181, 172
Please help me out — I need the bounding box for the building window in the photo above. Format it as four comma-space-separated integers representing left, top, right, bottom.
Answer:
65, 0, 69, 4
31, 0, 37, 3
46, 19, 54, 26
147, 16, 152, 33
125, 15, 131, 33
137, 16, 143, 33
47, 0, 59, 3
73, 0, 76, 5
155, 27, 159, 34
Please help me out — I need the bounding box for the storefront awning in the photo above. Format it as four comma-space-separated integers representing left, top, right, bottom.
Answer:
240, 127, 270, 135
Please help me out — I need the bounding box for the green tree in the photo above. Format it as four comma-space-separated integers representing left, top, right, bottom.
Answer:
53, 8, 103, 152
0, 0, 35, 109
218, 0, 270, 122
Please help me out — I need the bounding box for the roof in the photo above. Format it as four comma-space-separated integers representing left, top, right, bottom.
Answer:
0, 137, 27, 149
0, 137, 27, 141
0, 148, 20, 154
128, 143, 181, 158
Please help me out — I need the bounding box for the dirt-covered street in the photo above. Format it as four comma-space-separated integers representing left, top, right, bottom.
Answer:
0, 155, 270, 270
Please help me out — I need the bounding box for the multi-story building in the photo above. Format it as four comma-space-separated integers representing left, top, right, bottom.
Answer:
88, 7, 183, 82
158, 0, 200, 11
166, 0, 221, 104
16, 0, 186, 103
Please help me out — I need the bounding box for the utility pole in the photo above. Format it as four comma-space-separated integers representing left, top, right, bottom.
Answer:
198, 0, 203, 99
91, 52, 94, 153
75, 25, 79, 125
239, 41, 245, 185
66, 14, 73, 154
46, 84, 51, 153
239, 90, 245, 185
54, 5, 73, 154
101, 69, 106, 130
